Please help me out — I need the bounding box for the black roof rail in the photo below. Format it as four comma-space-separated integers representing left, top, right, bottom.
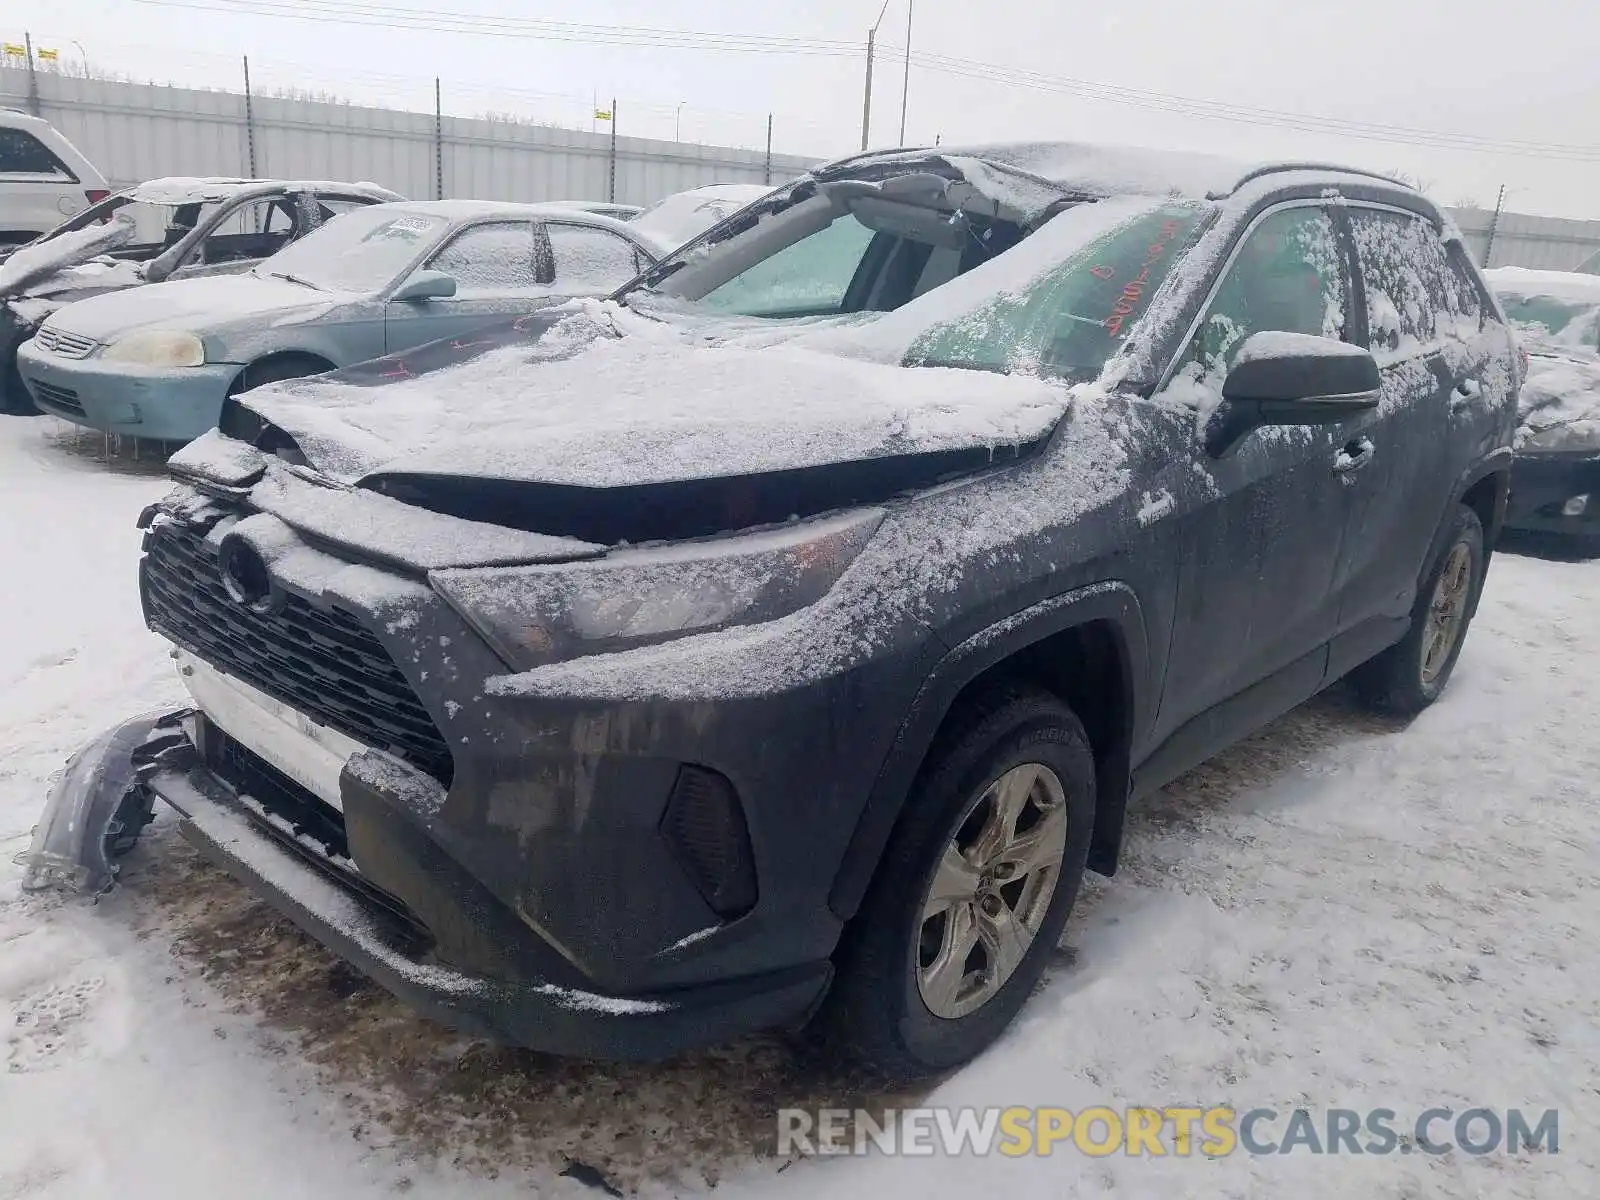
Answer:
1211, 161, 1417, 200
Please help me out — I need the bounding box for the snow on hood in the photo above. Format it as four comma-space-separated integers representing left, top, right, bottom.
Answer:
1516, 355, 1600, 445
1485, 266, 1600, 307
241, 300, 1071, 488
42, 272, 334, 342
0, 216, 136, 298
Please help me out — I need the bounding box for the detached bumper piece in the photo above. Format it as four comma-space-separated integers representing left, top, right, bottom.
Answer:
129, 714, 827, 1061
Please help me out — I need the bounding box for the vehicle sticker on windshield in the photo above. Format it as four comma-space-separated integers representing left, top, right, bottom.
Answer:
1102, 217, 1187, 338
365, 216, 439, 242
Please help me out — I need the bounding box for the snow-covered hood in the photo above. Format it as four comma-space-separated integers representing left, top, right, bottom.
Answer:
41, 273, 335, 343
238, 301, 1071, 492
1517, 349, 1600, 446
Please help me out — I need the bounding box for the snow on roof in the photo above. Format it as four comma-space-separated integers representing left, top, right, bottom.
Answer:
822, 140, 1258, 200
374, 199, 638, 230
126, 177, 401, 204
1484, 266, 1600, 305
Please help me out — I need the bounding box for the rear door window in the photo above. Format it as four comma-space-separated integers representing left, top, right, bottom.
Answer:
426, 222, 541, 294
545, 223, 646, 293
0, 128, 74, 179
1348, 209, 1450, 356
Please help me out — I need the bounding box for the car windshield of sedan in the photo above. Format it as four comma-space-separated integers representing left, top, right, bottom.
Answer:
1496, 293, 1600, 356
41, 195, 227, 262
253, 207, 449, 292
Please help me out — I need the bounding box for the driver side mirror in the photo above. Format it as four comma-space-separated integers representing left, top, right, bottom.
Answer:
1204, 332, 1381, 457
391, 269, 457, 303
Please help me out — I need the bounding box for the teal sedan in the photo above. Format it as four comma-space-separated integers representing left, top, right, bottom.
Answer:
17, 199, 658, 441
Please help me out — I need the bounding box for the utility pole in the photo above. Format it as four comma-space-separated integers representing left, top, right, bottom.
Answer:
608, 97, 618, 202
242, 56, 257, 179
23, 32, 42, 117
1483, 183, 1507, 269
861, 0, 890, 151
764, 113, 773, 185
434, 77, 444, 201
898, 0, 913, 145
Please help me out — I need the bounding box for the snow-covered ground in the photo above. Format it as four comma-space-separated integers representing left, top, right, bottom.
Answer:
2, 414, 1595, 1199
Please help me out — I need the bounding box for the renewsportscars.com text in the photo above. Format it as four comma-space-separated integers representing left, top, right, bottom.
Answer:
777, 1106, 1559, 1158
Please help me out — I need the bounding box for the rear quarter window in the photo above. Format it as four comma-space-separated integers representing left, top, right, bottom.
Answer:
0, 128, 74, 180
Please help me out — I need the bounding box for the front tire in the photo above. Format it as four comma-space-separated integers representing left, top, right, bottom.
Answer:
818, 687, 1096, 1080
1352, 503, 1486, 715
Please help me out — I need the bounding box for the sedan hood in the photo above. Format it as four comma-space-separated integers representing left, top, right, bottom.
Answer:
43, 272, 333, 343
1517, 350, 1600, 446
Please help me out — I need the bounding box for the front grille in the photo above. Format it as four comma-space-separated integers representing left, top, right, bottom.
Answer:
34, 325, 97, 358
142, 515, 455, 784
31, 380, 84, 415
202, 722, 431, 951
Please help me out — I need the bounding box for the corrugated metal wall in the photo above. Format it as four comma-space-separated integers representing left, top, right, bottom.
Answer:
0, 68, 821, 205
1446, 207, 1600, 273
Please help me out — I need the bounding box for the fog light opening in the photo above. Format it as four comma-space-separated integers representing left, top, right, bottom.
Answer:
1562, 494, 1590, 518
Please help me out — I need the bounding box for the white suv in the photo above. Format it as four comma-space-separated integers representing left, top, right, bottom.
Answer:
0, 109, 109, 249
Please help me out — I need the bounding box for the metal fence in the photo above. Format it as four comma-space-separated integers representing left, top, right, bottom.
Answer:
9, 66, 1600, 273
1446, 207, 1600, 274
0, 67, 821, 206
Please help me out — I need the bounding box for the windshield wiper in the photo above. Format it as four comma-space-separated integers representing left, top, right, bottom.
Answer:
265, 270, 322, 290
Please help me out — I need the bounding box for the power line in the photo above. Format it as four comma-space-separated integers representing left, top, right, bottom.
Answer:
123, 0, 1600, 163
127, 0, 862, 56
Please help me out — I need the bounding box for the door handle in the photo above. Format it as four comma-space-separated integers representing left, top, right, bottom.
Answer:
1451, 379, 1483, 411
1333, 436, 1376, 475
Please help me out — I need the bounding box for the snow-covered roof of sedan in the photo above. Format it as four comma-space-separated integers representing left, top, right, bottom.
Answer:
127, 177, 402, 204
1484, 266, 1600, 304
374, 199, 640, 230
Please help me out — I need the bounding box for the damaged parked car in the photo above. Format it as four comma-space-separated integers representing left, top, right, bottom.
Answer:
16, 199, 658, 442
0, 175, 403, 414
28, 142, 1518, 1078
1484, 266, 1600, 551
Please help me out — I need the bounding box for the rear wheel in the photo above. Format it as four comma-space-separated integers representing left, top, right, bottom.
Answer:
1353, 503, 1485, 715
818, 687, 1096, 1079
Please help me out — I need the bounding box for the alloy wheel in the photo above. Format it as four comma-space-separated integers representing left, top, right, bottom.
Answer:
915, 762, 1069, 1020
1421, 540, 1473, 686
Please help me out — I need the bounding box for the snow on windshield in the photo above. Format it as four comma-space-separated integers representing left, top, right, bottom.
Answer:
0, 215, 136, 297
260, 208, 448, 292
1485, 268, 1600, 357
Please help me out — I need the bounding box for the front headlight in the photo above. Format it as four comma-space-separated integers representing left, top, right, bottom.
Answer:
101, 330, 205, 367
1520, 419, 1600, 454
430, 508, 885, 671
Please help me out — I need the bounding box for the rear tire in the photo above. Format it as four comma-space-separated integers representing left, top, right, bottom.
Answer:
1352, 503, 1485, 715
817, 686, 1096, 1080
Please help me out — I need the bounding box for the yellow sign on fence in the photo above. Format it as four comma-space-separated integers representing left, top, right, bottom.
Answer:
1, 44, 26, 58
37, 47, 59, 61
594, 109, 612, 121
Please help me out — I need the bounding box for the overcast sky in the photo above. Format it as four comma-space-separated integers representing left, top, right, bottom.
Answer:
10, 0, 1600, 217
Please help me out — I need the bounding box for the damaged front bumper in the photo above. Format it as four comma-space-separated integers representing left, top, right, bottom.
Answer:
23, 706, 830, 1060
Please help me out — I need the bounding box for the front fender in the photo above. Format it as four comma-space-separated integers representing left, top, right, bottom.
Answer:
827, 581, 1150, 920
